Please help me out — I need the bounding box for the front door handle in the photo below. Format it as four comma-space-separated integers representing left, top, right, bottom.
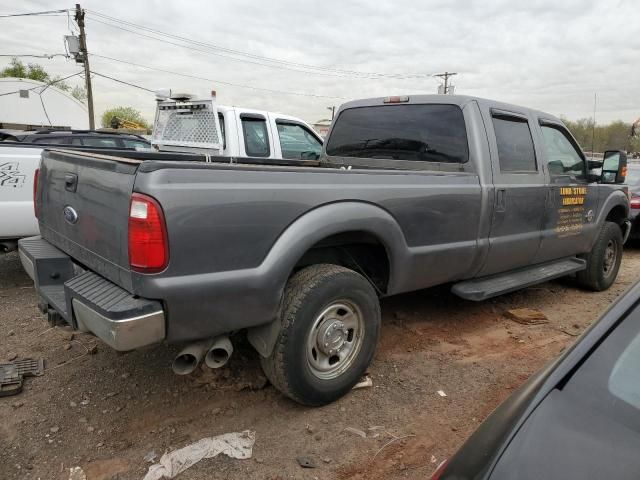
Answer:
496, 189, 506, 212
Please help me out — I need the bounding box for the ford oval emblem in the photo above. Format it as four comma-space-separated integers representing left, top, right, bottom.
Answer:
63, 205, 79, 224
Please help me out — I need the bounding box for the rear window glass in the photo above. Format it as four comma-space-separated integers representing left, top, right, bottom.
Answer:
325, 104, 468, 163
492, 116, 537, 172
242, 118, 270, 157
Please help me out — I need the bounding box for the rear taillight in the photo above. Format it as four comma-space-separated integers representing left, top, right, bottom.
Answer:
128, 193, 168, 272
33, 168, 39, 218
429, 459, 449, 480
631, 196, 640, 210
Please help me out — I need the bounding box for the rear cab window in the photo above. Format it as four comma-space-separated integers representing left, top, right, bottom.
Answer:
491, 113, 537, 172
325, 104, 469, 164
241, 114, 270, 157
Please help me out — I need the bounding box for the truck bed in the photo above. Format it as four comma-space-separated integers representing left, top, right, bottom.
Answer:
33, 147, 482, 343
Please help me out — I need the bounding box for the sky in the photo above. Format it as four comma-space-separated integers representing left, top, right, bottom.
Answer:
0, 0, 638, 126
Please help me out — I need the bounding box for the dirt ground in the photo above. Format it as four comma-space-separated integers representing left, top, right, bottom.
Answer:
2, 247, 640, 480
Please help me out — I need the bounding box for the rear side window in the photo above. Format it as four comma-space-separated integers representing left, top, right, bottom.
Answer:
80, 137, 119, 148
325, 104, 468, 163
32, 136, 69, 145
492, 115, 537, 172
241, 117, 270, 157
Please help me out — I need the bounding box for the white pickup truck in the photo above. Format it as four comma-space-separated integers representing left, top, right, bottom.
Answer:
0, 145, 40, 252
0, 94, 323, 252
151, 92, 323, 160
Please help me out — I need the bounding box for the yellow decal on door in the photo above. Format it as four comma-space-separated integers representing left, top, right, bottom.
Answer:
555, 186, 587, 238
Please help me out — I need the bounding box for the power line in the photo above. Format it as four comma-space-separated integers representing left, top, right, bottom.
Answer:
0, 9, 70, 18
86, 17, 353, 80
90, 71, 154, 93
0, 54, 68, 59
90, 53, 347, 99
86, 9, 430, 80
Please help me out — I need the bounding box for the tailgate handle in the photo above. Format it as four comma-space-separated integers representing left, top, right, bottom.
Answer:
64, 173, 78, 192
496, 188, 506, 212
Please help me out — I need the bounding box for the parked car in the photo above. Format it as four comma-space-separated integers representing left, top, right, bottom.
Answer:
19, 94, 630, 406
0, 129, 150, 149
431, 279, 640, 480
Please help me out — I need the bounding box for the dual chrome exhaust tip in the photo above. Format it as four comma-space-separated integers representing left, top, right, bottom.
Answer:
172, 336, 234, 375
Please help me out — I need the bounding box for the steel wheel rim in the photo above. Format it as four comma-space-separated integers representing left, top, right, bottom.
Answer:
306, 300, 365, 380
603, 239, 617, 278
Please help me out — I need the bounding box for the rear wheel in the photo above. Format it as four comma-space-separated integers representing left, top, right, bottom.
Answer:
577, 221, 623, 291
261, 264, 381, 406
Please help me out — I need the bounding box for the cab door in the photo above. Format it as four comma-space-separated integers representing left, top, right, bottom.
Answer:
478, 109, 547, 276
532, 120, 599, 263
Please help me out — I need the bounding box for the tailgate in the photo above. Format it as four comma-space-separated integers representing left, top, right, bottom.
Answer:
37, 149, 140, 291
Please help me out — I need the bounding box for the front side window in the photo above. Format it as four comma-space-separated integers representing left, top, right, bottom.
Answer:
241, 118, 270, 157
492, 115, 537, 172
541, 125, 586, 179
325, 104, 468, 163
277, 123, 322, 160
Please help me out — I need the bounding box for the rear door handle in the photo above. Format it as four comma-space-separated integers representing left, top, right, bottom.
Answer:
496, 189, 506, 212
64, 173, 78, 192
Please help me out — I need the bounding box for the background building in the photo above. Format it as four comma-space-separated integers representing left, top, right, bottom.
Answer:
0, 77, 89, 130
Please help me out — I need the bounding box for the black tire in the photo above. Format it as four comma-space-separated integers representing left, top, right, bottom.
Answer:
261, 264, 381, 406
577, 221, 623, 291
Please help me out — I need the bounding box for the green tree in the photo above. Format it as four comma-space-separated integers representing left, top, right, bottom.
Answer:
100, 106, 149, 129
71, 85, 87, 103
0, 57, 85, 98
563, 117, 636, 153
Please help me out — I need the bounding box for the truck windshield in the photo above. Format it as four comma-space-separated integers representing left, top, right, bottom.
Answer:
326, 104, 468, 163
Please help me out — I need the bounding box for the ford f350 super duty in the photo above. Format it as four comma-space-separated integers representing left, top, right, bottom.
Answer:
19, 95, 630, 406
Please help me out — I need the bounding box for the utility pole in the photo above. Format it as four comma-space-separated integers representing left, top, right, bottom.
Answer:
74, 4, 95, 129
433, 71, 457, 95
327, 106, 335, 120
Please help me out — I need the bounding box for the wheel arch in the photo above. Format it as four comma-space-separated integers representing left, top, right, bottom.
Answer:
247, 201, 408, 357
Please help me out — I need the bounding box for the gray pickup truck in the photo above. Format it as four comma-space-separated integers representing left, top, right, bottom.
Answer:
19, 95, 630, 406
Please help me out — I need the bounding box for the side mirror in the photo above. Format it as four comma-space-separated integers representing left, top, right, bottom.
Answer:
601, 150, 627, 184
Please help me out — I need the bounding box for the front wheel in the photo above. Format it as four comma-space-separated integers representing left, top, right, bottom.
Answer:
261, 264, 381, 406
577, 221, 623, 291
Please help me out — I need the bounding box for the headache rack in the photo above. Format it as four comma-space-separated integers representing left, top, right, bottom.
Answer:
152, 92, 223, 155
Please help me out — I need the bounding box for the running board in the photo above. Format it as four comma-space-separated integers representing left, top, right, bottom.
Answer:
452, 257, 586, 301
